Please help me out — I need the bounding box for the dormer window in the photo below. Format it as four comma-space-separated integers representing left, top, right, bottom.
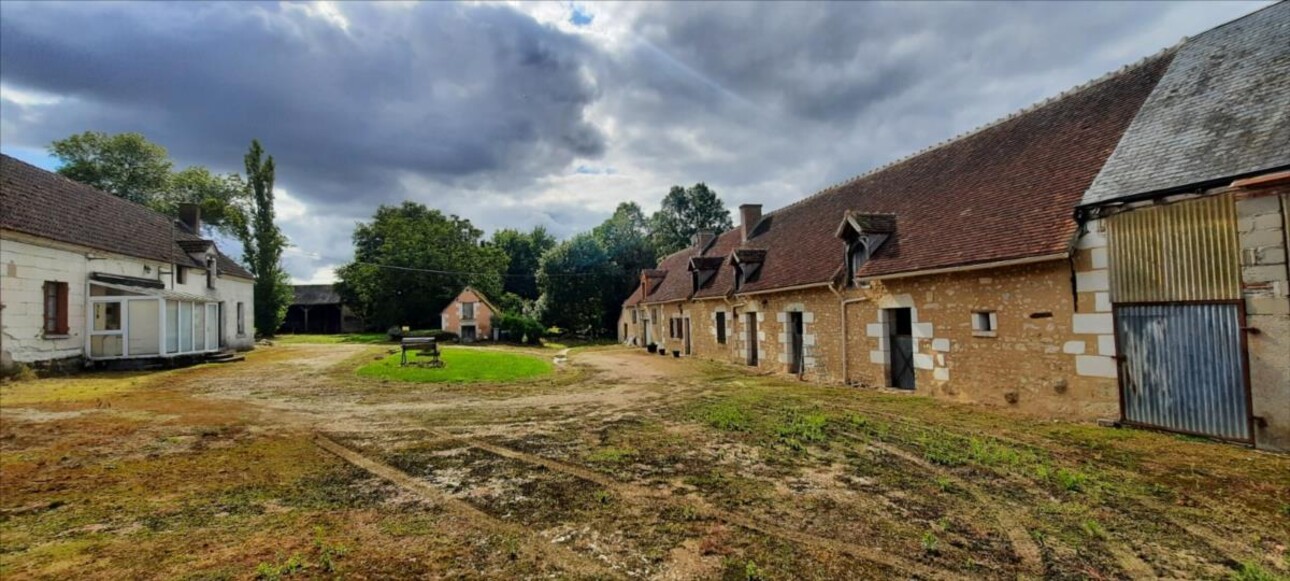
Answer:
835, 211, 895, 286
206, 255, 217, 289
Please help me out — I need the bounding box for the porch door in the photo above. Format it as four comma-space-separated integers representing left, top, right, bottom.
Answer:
887, 308, 915, 389
745, 313, 759, 366
788, 312, 804, 375
461, 325, 476, 342
1115, 303, 1251, 442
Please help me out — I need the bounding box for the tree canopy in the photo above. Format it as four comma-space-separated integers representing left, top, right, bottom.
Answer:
649, 183, 733, 256
49, 131, 250, 237
534, 233, 619, 335
335, 202, 507, 330
491, 226, 556, 301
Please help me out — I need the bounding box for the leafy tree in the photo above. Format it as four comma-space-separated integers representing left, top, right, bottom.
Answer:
155, 167, 249, 238
49, 131, 250, 237
49, 131, 172, 205
534, 233, 619, 335
335, 202, 507, 330
650, 183, 733, 256
491, 226, 556, 300
593, 201, 657, 322
240, 140, 293, 337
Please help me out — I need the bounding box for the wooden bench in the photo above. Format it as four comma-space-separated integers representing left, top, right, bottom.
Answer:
400, 337, 442, 367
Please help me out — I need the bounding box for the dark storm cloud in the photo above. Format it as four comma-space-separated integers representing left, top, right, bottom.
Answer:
0, 1, 604, 205
0, 1, 1267, 281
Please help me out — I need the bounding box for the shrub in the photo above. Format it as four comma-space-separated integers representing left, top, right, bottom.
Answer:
493, 313, 544, 345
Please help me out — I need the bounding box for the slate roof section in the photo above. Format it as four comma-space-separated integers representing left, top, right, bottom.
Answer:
1, 154, 254, 280
292, 284, 343, 306
1082, 3, 1290, 204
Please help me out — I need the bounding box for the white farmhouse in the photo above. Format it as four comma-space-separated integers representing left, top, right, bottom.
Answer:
1, 154, 256, 372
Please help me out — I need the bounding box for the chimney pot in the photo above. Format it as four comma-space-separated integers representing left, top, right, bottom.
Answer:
178, 203, 202, 234
740, 204, 762, 242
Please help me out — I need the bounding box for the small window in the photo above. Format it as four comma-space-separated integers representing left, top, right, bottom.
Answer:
631, 310, 638, 324
43, 281, 69, 335
734, 265, 744, 291
176, 266, 187, 285
206, 256, 216, 289
972, 311, 998, 337
463, 301, 476, 319
236, 302, 246, 335
716, 311, 727, 344
651, 308, 658, 323
846, 240, 868, 287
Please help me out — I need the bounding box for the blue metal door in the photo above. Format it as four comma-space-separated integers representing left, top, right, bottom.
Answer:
1115, 303, 1251, 442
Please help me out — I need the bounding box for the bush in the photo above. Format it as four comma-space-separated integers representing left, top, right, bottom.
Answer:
493, 314, 544, 345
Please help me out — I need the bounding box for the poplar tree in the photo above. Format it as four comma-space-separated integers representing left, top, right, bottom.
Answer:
240, 140, 292, 337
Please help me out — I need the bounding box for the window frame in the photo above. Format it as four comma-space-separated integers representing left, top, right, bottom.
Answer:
462, 301, 476, 320
176, 266, 187, 285
972, 311, 998, 338
43, 281, 69, 336
715, 311, 727, 344
236, 302, 246, 336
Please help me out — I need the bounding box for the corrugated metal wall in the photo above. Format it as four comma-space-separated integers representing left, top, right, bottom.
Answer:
1116, 303, 1250, 441
1106, 194, 1240, 302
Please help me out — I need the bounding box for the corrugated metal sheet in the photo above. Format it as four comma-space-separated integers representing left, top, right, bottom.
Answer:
1106, 194, 1240, 302
1116, 303, 1250, 441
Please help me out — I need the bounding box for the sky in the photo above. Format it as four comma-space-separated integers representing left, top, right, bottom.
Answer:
0, 1, 1270, 284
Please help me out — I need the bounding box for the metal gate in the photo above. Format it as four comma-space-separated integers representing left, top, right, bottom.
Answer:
1115, 302, 1251, 442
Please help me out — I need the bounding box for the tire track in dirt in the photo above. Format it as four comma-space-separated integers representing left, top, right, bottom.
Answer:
858, 438, 1046, 578
424, 428, 965, 580
859, 435, 1159, 578
314, 434, 621, 579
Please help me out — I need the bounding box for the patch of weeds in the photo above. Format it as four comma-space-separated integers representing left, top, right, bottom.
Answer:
314, 526, 348, 573
916, 430, 967, 466
1230, 561, 1282, 581
586, 446, 636, 465
593, 490, 614, 505
255, 554, 305, 580
921, 531, 940, 554
1053, 468, 1090, 492
1080, 518, 1106, 539
743, 560, 766, 581
774, 410, 828, 451
703, 402, 752, 432
934, 475, 954, 492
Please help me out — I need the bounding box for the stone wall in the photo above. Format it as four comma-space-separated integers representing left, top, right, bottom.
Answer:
1236, 188, 1290, 450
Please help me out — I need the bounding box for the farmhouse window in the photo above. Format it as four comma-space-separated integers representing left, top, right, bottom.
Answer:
43, 281, 69, 335
846, 239, 868, 287
237, 302, 246, 335
631, 310, 638, 324
176, 266, 187, 284
463, 301, 476, 320
972, 311, 998, 337
716, 311, 727, 344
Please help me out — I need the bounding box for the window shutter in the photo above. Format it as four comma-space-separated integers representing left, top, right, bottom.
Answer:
56, 282, 69, 334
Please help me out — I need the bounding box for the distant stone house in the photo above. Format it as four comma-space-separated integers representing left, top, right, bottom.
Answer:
280, 284, 364, 334
440, 286, 498, 342
1, 154, 256, 372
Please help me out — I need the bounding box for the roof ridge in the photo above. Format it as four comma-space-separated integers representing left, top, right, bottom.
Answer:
758, 45, 1181, 220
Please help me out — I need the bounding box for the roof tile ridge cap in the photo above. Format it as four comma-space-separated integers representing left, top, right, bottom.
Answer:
761, 46, 1181, 218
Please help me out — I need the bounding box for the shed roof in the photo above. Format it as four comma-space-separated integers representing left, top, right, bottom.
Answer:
292, 284, 343, 306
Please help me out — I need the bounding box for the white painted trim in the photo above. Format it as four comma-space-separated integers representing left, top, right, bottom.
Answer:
857, 253, 1067, 282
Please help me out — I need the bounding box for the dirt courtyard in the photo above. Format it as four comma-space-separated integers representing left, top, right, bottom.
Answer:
2, 343, 1287, 579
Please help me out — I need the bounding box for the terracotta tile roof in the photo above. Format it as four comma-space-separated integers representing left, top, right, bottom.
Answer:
728, 52, 1171, 293
621, 284, 644, 307
1, 154, 254, 280
641, 245, 705, 304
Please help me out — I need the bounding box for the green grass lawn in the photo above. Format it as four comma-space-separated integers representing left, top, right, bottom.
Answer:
357, 347, 554, 383
274, 333, 391, 345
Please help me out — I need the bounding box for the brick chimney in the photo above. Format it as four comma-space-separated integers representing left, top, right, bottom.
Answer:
691, 230, 715, 250
178, 203, 202, 234
740, 204, 762, 242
